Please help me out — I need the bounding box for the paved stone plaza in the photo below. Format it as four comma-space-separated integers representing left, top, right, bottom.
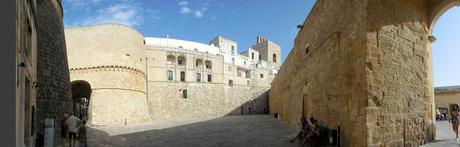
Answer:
423, 121, 460, 147
86, 115, 299, 147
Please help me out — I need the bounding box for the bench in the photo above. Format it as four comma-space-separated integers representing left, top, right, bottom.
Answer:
306, 125, 340, 147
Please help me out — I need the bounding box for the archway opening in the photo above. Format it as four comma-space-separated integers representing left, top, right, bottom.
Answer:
430, 4, 460, 141
71, 80, 92, 122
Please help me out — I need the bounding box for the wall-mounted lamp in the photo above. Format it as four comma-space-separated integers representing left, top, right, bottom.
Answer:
297, 25, 304, 29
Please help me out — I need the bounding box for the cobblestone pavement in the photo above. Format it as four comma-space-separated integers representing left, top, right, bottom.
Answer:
422, 120, 460, 147
86, 115, 300, 147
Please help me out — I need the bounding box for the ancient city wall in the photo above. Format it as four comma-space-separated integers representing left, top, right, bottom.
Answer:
270, 0, 459, 146
65, 24, 151, 126
270, 0, 369, 146
35, 0, 73, 145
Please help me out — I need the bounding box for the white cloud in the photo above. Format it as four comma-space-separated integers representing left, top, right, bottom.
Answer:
194, 10, 203, 18
66, 2, 146, 27
180, 7, 191, 14
178, 1, 211, 18
178, 1, 189, 6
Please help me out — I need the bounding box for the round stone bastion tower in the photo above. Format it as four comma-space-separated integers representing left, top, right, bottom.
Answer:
65, 24, 151, 126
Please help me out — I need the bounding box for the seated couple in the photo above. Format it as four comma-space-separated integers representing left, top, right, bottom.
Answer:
290, 116, 319, 147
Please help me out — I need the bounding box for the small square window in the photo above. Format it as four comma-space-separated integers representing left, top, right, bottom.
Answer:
260, 74, 264, 78
229, 80, 233, 86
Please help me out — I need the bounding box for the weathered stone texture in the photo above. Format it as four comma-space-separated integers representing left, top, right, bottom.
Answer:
270, 0, 457, 146
66, 24, 151, 126
35, 0, 73, 145
270, 0, 368, 146
148, 82, 270, 120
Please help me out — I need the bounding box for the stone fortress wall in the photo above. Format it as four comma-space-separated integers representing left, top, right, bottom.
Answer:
65, 24, 281, 125
270, 0, 459, 146
65, 24, 151, 126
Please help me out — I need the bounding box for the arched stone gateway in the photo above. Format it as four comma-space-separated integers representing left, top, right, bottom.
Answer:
269, 0, 460, 146
71, 80, 92, 122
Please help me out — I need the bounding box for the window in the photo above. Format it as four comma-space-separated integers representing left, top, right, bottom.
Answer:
178, 56, 185, 65
260, 74, 264, 78
167, 55, 175, 65
205, 60, 212, 69
244, 61, 246, 65
231, 46, 235, 54
247, 80, 250, 86
208, 74, 212, 82
182, 90, 187, 99
273, 54, 277, 63
259, 55, 261, 60
232, 58, 235, 64
251, 53, 255, 60
229, 80, 233, 86
196, 73, 201, 82
305, 47, 310, 54
180, 71, 186, 81
167, 70, 173, 81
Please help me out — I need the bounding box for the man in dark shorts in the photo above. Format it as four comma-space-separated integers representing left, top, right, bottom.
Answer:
66, 113, 81, 147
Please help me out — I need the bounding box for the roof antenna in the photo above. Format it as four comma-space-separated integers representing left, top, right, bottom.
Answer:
166, 33, 170, 39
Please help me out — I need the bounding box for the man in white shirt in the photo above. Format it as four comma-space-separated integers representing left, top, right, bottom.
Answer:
66, 114, 81, 147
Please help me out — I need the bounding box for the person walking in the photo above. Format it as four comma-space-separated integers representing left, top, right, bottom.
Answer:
77, 120, 87, 147
451, 104, 460, 141
60, 113, 69, 147
66, 113, 81, 147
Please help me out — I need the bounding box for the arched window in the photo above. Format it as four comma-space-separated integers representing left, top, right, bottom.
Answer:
205, 60, 212, 69
273, 53, 277, 63
167, 55, 175, 65
196, 58, 203, 68
178, 56, 186, 66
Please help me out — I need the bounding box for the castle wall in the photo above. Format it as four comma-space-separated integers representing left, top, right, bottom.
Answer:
66, 24, 278, 126
35, 0, 73, 145
269, 0, 457, 146
65, 24, 151, 126
269, 0, 369, 146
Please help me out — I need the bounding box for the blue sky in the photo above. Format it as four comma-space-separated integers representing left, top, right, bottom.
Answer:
432, 7, 460, 87
62, 0, 315, 63
62, 0, 460, 87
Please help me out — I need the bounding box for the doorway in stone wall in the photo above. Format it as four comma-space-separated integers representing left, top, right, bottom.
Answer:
302, 94, 309, 118
71, 80, 92, 123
